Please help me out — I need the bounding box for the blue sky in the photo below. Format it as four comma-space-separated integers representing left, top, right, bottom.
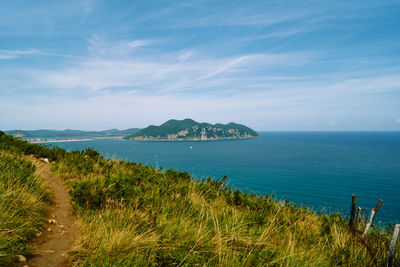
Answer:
1, 0, 400, 131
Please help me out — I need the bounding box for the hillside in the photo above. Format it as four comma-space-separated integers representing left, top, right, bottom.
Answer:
126, 118, 258, 141
5, 128, 140, 141
0, 132, 398, 266
0, 135, 51, 265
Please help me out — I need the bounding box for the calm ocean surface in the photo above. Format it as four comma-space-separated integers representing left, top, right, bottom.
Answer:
43, 132, 400, 225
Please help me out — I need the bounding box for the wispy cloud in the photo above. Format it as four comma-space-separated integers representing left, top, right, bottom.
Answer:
10, 42, 400, 122
87, 37, 154, 57
27, 46, 311, 95
158, 0, 205, 10
166, 10, 307, 29
1, 0, 399, 130
3, 68, 399, 130
0, 49, 39, 59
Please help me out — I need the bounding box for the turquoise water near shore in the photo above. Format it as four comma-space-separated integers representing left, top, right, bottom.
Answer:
43, 132, 400, 225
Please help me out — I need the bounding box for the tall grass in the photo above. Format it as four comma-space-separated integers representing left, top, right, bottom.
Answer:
52, 150, 397, 266
0, 150, 51, 265
0, 132, 397, 266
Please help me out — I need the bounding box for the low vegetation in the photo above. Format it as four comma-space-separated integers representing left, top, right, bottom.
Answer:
52, 147, 397, 265
0, 131, 398, 266
0, 131, 65, 161
0, 150, 51, 265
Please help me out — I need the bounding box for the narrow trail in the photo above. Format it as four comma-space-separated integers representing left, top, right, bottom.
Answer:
27, 159, 78, 267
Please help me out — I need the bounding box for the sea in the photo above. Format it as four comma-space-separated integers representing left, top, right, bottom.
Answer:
41, 132, 400, 225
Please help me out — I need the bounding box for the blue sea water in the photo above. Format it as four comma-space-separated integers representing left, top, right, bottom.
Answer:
43, 132, 400, 225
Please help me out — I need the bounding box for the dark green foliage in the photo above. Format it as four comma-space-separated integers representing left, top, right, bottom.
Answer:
321, 213, 346, 236
70, 179, 106, 209
141, 118, 198, 136
0, 131, 66, 161
69, 167, 194, 210
164, 169, 191, 182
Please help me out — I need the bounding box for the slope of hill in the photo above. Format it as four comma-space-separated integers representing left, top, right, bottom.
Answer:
0, 132, 397, 266
0, 134, 51, 265
125, 118, 258, 141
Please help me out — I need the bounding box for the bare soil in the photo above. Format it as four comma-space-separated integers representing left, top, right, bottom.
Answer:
26, 159, 77, 267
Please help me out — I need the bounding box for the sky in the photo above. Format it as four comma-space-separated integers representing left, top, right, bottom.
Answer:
1, 0, 400, 131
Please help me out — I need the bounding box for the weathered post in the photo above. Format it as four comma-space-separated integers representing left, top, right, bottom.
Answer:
363, 209, 375, 237
374, 199, 383, 214
355, 207, 362, 229
363, 199, 383, 237
349, 194, 357, 231
386, 224, 400, 267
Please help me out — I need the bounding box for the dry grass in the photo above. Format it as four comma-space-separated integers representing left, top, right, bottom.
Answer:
2, 132, 397, 266
0, 150, 50, 265
49, 150, 397, 266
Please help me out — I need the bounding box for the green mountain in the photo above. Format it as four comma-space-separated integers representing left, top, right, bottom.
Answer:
125, 119, 258, 141
5, 128, 140, 140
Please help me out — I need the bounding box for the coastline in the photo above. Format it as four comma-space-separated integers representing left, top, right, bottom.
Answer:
127, 136, 258, 141
29, 139, 93, 143
29, 136, 125, 144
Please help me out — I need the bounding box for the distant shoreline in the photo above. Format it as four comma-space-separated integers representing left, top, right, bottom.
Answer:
30, 139, 93, 143
128, 136, 258, 141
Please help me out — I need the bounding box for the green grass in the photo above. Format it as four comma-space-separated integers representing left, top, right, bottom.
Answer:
0, 150, 51, 265
0, 131, 65, 162
52, 149, 398, 266
0, 131, 398, 266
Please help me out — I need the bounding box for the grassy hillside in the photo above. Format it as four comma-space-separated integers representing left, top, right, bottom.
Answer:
0, 132, 398, 266
0, 149, 51, 265
0, 131, 61, 265
51, 149, 395, 265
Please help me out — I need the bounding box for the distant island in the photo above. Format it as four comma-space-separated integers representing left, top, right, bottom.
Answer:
125, 119, 258, 141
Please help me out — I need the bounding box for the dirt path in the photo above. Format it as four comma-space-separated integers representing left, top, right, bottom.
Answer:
27, 159, 77, 267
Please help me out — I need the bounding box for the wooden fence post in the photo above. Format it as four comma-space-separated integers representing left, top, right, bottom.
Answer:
374, 199, 383, 214
349, 194, 357, 231
355, 207, 362, 229
386, 224, 400, 267
363, 209, 375, 237
363, 199, 383, 237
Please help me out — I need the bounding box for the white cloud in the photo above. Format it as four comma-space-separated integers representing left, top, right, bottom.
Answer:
2, 61, 400, 130
5, 43, 400, 119
160, 0, 204, 10
87, 37, 154, 57
164, 4, 313, 29
29, 49, 310, 94
0, 49, 39, 59
396, 118, 400, 124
